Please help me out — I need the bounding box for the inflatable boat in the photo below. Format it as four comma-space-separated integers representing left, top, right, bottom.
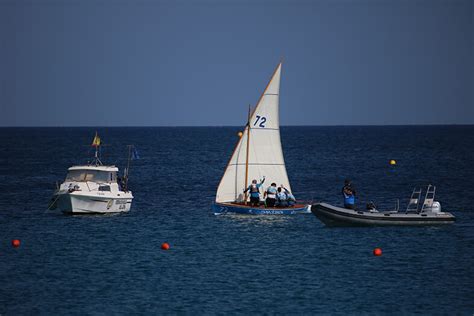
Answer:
311, 185, 455, 226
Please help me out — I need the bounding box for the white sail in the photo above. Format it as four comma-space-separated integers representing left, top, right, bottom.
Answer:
216, 63, 292, 203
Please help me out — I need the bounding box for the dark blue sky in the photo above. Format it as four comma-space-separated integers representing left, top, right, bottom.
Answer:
1, 0, 473, 126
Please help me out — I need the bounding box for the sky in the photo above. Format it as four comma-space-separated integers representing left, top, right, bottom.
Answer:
1, 0, 473, 126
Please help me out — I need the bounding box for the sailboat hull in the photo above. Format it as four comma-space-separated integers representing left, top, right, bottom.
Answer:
213, 202, 310, 215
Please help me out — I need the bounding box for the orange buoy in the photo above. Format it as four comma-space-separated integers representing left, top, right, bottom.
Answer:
237, 131, 243, 137
161, 243, 170, 250
389, 159, 396, 166
12, 239, 21, 248
373, 248, 382, 256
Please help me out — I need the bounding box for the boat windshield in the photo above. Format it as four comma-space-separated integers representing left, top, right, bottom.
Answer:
66, 170, 116, 183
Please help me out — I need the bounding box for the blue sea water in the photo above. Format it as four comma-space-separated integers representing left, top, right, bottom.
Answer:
1, 126, 473, 314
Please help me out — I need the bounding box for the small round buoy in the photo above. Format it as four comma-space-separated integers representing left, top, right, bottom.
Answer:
12, 239, 21, 248
237, 131, 243, 137
373, 248, 382, 256
161, 243, 170, 250
389, 159, 396, 166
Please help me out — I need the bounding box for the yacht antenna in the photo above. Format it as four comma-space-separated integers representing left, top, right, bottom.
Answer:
124, 145, 132, 191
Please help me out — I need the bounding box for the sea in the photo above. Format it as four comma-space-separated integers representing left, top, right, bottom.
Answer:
1, 126, 473, 314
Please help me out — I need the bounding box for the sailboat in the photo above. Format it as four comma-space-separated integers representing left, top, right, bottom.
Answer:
212, 62, 310, 215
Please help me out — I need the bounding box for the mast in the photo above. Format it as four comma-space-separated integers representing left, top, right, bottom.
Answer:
94, 143, 99, 166
244, 105, 251, 203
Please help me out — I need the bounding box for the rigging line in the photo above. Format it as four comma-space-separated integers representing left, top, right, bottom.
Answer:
46, 194, 61, 211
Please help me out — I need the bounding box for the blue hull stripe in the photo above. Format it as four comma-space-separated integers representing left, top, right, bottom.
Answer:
228, 163, 285, 166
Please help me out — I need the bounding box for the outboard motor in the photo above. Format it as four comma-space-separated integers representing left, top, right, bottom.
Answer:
431, 201, 441, 213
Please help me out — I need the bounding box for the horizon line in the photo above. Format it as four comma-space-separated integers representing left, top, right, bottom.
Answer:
0, 123, 473, 128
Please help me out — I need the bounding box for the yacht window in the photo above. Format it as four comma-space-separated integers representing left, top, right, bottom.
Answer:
66, 170, 115, 183
98, 185, 111, 192
66, 170, 87, 182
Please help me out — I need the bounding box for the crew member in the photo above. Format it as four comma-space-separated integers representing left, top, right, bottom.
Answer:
282, 185, 296, 206
264, 183, 278, 207
244, 177, 265, 207
276, 187, 288, 207
342, 179, 356, 209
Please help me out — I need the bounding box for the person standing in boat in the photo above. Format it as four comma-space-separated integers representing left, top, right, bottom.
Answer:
342, 179, 356, 209
264, 183, 278, 207
244, 177, 265, 207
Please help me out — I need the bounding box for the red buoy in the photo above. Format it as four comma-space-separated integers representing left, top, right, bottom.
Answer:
161, 243, 170, 250
12, 239, 21, 248
373, 248, 382, 256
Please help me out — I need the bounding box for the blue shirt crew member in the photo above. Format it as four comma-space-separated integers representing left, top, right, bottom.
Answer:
282, 186, 296, 206
264, 183, 278, 207
342, 179, 356, 209
276, 187, 289, 207
244, 177, 265, 207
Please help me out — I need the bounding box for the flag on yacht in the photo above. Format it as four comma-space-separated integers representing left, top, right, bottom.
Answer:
131, 147, 140, 160
91, 132, 101, 147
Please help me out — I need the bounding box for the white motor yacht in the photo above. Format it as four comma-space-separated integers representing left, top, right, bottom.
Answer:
49, 133, 134, 214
